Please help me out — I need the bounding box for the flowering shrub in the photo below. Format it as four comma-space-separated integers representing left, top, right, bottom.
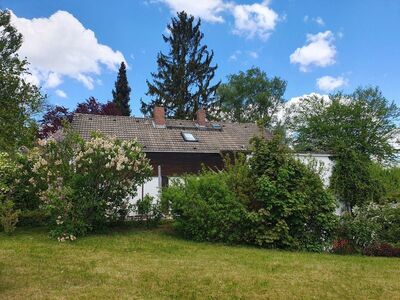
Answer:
0, 152, 16, 196
335, 203, 400, 256
29, 130, 152, 240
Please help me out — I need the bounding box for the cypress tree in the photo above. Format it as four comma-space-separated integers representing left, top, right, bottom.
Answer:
141, 11, 220, 119
112, 62, 131, 116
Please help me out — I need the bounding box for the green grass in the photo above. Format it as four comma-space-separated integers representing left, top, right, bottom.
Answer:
1, 226, 399, 300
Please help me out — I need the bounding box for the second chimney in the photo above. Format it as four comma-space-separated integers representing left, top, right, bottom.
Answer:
153, 106, 166, 127
196, 108, 206, 127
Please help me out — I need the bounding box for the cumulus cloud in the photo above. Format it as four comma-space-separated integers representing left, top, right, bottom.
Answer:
316, 75, 348, 92
55, 89, 67, 98
11, 10, 125, 90
231, 1, 279, 40
290, 31, 336, 72
156, 0, 279, 40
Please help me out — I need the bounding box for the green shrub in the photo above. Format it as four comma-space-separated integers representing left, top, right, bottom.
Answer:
162, 135, 337, 251
134, 195, 162, 227
247, 136, 337, 251
18, 209, 49, 227
162, 173, 247, 243
0, 198, 21, 234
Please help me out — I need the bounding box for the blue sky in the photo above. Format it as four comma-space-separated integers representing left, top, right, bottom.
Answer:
1, 0, 400, 116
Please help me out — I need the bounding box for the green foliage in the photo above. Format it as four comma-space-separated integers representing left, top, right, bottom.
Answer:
162, 136, 337, 251
0, 198, 21, 234
112, 62, 131, 116
28, 129, 152, 240
142, 11, 220, 119
247, 136, 338, 251
0, 10, 45, 153
336, 203, 400, 254
134, 195, 162, 227
287, 87, 399, 210
18, 209, 49, 227
330, 149, 385, 210
287, 87, 399, 160
369, 163, 400, 204
0, 151, 42, 212
216, 67, 286, 126
162, 173, 247, 243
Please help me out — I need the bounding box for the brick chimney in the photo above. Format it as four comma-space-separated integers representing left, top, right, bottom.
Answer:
196, 108, 206, 127
153, 106, 166, 127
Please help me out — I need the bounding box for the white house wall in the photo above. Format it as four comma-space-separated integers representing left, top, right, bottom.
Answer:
294, 153, 334, 187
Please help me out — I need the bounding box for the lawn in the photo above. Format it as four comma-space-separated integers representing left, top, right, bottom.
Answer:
0, 226, 399, 299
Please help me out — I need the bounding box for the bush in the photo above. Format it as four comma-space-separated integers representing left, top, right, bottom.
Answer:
0, 198, 21, 234
335, 203, 400, 256
18, 209, 49, 227
162, 135, 338, 251
363, 242, 400, 257
134, 195, 162, 227
162, 173, 247, 243
28, 129, 152, 240
246, 136, 337, 251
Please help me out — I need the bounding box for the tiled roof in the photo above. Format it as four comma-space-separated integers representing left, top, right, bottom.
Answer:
71, 113, 272, 153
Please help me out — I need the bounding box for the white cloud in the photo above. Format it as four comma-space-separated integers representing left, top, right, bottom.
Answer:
45, 72, 62, 88
304, 15, 325, 26
11, 10, 125, 90
158, 0, 229, 23
316, 75, 348, 92
315, 17, 325, 26
290, 31, 336, 72
231, 1, 279, 40
229, 50, 241, 61
155, 0, 279, 40
248, 51, 259, 59
55, 89, 67, 98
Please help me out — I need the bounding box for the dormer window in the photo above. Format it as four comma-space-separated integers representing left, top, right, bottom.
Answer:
181, 132, 198, 142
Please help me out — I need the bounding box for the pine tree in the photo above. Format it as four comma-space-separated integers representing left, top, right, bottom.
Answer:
112, 62, 131, 116
141, 11, 220, 119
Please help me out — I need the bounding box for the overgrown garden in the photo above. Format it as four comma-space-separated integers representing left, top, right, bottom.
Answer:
1, 8, 399, 258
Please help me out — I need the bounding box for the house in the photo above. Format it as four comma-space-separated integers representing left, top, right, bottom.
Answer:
71, 106, 271, 202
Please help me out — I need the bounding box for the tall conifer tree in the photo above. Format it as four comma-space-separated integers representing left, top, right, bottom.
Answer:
112, 62, 131, 116
141, 11, 220, 119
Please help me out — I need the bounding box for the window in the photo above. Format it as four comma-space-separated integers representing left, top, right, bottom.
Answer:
181, 132, 198, 142
211, 123, 222, 130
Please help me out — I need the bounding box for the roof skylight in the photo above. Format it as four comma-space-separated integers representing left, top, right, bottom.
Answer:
211, 123, 222, 129
181, 132, 198, 142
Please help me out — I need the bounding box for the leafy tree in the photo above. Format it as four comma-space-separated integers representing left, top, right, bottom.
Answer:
330, 148, 385, 210
216, 67, 286, 126
38, 105, 72, 139
112, 62, 131, 116
287, 87, 399, 161
142, 11, 220, 119
0, 10, 45, 152
39, 97, 121, 138
75, 97, 122, 116
287, 87, 400, 210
